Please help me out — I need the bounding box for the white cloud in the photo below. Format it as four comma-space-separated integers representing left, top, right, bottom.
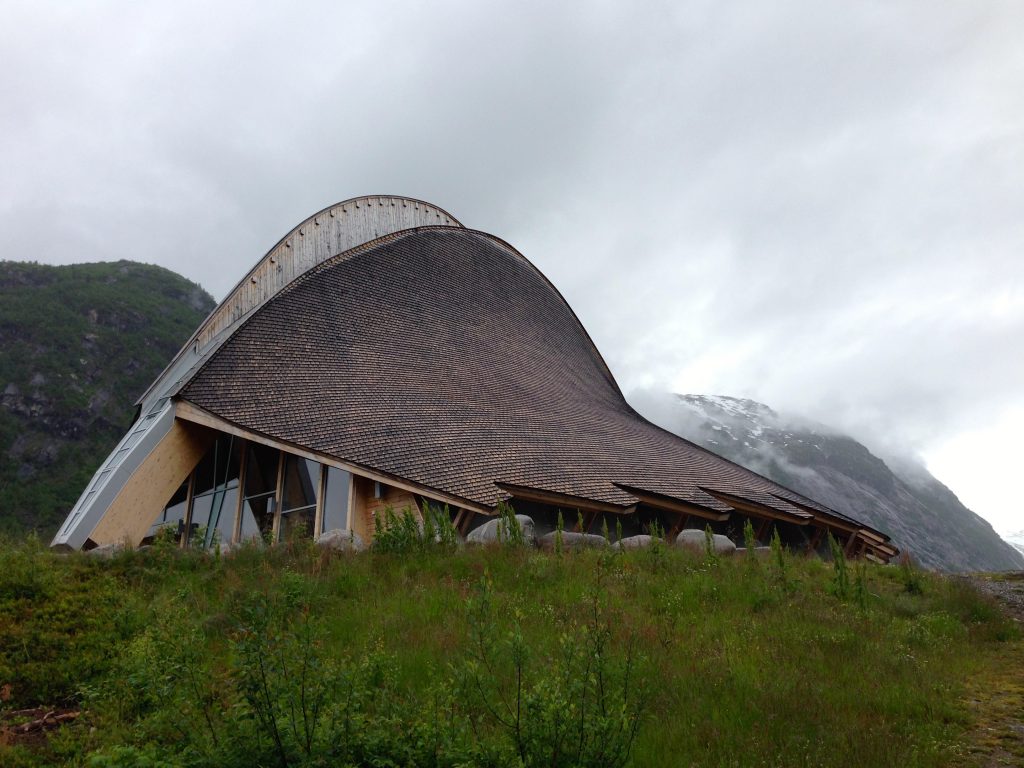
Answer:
1, 0, 1022, 531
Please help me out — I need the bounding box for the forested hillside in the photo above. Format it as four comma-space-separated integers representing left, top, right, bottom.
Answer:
0, 261, 214, 536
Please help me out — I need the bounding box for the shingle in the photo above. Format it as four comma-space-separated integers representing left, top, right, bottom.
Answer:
180, 227, 888, 539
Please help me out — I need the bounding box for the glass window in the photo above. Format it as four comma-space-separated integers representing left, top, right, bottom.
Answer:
189, 486, 239, 548
146, 479, 189, 540
239, 444, 280, 543
321, 467, 350, 533
279, 455, 319, 542
244, 443, 279, 497
187, 435, 241, 548
192, 436, 241, 497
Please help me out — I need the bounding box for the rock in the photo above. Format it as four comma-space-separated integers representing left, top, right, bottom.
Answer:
537, 531, 609, 550
85, 543, 125, 559
675, 529, 737, 556
735, 546, 772, 556
215, 539, 245, 555
612, 534, 659, 551
316, 529, 365, 552
466, 515, 536, 545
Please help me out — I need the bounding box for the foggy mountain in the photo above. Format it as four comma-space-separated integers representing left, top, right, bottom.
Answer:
1004, 531, 1024, 559
630, 392, 1024, 572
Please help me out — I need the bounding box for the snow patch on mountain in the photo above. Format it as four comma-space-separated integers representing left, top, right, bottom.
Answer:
1004, 531, 1024, 559
629, 390, 1024, 572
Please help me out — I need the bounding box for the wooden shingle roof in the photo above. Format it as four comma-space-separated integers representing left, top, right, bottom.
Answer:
179, 226, 888, 539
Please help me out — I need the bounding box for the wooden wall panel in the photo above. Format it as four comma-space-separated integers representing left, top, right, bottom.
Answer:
89, 421, 215, 547
350, 475, 421, 541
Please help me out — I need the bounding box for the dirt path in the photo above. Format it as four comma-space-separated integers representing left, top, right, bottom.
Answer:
959, 573, 1024, 767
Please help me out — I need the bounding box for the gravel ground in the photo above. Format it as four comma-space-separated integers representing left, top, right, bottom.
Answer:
965, 572, 1024, 622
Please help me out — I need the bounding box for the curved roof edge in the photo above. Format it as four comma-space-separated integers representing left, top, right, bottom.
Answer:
136, 195, 462, 414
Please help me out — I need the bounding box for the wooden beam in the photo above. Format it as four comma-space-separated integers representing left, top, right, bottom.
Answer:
452, 508, 467, 531
665, 512, 686, 542
313, 461, 327, 538
345, 469, 357, 535
232, 438, 248, 544
613, 483, 730, 522
844, 533, 859, 556
704, 492, 811, 526
179, 470, 196, 549
494, 482, 626, 515
458, 509, 476, 536
807, 527, 824, 553
175, 400, 490, 516
271, 451, 285, 543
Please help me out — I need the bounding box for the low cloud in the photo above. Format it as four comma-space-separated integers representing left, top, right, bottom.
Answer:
1, 1, 1022, 525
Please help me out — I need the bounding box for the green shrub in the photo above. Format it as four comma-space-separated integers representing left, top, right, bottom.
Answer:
457, 580, 646, 768
900, 552, 924, 595
496, 500, 525, 547
743, 518, 757, 557
372, 505, 421, 553
828, 533, 850, 600
770, 527, 788, 588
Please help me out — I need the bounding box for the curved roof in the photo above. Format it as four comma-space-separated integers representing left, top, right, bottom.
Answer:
137, 195, 461, 414
178, 225, 887, 535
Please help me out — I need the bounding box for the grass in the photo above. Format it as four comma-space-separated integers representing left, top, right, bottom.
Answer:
0, 535, 1019, 767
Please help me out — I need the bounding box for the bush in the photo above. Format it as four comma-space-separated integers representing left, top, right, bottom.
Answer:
457, 580, 647, 768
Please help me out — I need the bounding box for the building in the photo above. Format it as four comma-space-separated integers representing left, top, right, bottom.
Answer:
51, 195, 897, 561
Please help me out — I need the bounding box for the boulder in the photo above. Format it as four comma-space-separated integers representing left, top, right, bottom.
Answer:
612, 534, 659, 551
316, 529, 366, 552
675, 529, 737, 556
538, 531, 609, 551
466, 515, 536, 546
735, 546, 772, 556
85, 543, 126, 559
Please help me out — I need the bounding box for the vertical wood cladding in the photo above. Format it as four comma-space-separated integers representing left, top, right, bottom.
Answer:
351, 475, 421, 540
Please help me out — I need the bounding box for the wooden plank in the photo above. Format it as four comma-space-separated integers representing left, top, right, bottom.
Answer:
613, 483, 731, 521
179, 470, 196, 549
271, 451, 285, 543
495, 482, 625, 514
665, 512, 686, 542
313, 461, 327, 538
232, 438, 248, 543
345, 469, 357, 536
756, 519, 772, 541
89, 420, 214, 548
807, 527, 824, 553
844, 533, 859, 556
703, 490, 811, 524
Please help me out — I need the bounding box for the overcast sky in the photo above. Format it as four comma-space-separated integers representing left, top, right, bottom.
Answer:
2, 1, 1022, 534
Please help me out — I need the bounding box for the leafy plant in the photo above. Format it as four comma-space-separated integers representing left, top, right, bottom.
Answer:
496, 501, 525, 547
828, 533, 850, 600
743, 518, 757, 556
770, 527, 788, 588
900, 552, 924, 595
372, 505, 423, 553
458, 579, 646, 768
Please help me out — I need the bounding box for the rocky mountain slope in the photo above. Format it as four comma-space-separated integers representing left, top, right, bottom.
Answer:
1004, 531, 1024, 559
0, 260, 214, 537
630, 393, 1024, 572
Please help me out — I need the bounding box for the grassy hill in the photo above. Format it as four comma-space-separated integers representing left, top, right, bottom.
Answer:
0, 536, 1020, 767
0, 260, 215, 537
